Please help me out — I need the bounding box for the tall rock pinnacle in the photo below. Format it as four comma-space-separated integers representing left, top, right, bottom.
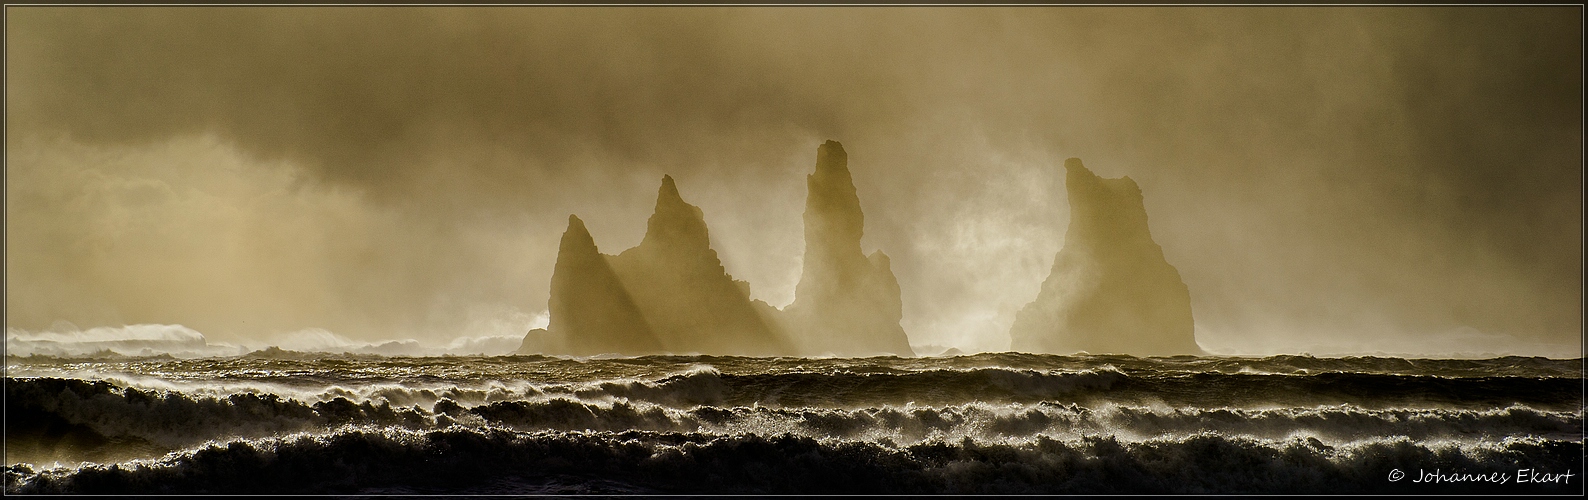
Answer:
1009, 158, 1200, 356
528, 144, 908, 357
609, 175, 789, 355
637, 175, 711, 254
786, 140, 914, 356
545, 215, 662, 355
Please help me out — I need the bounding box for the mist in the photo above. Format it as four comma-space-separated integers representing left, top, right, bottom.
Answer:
6, 7, 1581, 357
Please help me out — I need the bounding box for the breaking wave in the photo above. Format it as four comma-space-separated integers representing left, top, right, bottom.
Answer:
8, 376, 1580, 468
6, 353, 1580, 494
5, 324, 526, 359
7, 427, 1579, 494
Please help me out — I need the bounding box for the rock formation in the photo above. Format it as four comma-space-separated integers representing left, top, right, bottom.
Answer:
544, 215, 660, 356
1009, 158, 1200, 356
532, 176, 791, 356
523, 141, 914, 357
514, 328, 551, 355
784, 141, 914, 357
606, 176, 790, 356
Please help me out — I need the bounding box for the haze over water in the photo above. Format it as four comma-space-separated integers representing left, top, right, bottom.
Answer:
6, 7, 1580, 356
4, 6, 1582, 495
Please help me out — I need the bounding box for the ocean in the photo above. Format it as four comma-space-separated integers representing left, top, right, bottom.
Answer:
4, 353, 1582, 494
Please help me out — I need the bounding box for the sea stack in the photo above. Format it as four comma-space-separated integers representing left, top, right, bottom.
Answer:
543, 215, 660, 356
784, 141, 914, 357
1009, 158, 1200, 356
533, 177, 791, 356
607, 176, 789, 356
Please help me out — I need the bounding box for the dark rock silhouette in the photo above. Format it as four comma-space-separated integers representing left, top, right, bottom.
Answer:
544, 215, 661, 356
532, 178, 790, 356
784, 141, 914, 357
523, 142, 913, 357
514, 328, 550, 355
1009, 158, 1200, 356
606, 176, 790, 355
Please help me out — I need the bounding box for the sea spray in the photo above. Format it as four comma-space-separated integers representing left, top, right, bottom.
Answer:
6, 353, 1581, 494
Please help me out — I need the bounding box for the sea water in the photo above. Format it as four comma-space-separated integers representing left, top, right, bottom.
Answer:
4, 352, 1582, 494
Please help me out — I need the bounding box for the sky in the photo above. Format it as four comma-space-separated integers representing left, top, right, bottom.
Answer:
6, 7, 1582, 357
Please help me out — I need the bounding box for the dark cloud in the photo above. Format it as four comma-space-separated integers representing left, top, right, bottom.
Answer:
6, 7, 1580, 354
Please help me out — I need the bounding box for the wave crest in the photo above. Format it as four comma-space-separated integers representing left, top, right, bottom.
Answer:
7, 428, 1578, 494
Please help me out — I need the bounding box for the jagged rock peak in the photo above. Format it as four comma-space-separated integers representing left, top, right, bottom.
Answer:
545, 213, 661, 356
658, 174, 682, 204
653, 174, 700, 218
804, 141, 864, 258
788, 140, 913, 357
562, 214, 594, 249
642, 174, 710, 250
812, 141, 859, 202
1009, 157, 1199, 356
1064, 157, 1086, 172
816, 140, 850, 176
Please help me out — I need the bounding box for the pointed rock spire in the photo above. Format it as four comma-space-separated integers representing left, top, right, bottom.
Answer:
640, 175, 711, 253
787, 140, 914, 356
1009, 158, 1200, 356
544, 215, 661, 355
532, 144, 914, 357
608, 175, 790, 355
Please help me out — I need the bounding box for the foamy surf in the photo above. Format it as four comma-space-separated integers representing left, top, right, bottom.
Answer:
5, 353, 1581, 494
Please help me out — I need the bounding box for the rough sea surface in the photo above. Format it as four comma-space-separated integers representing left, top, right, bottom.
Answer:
4, 353, 1582, 494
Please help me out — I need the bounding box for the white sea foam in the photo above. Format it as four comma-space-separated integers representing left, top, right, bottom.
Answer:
4, 324, 244, 358
4, 324, 525, 359
6, 354, 1580, 494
